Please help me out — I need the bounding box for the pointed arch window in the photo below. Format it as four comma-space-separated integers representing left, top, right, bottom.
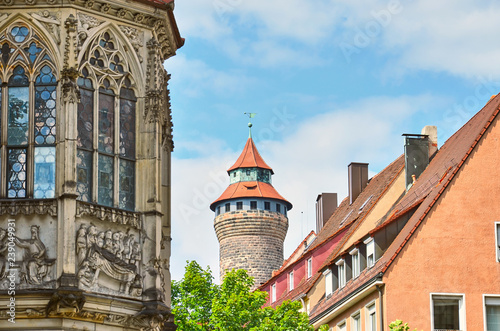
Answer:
0, 24, 57, 199
77, 30, 136, 210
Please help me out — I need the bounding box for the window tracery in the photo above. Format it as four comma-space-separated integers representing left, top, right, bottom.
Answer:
77, 29, 136, 211
0, 23, 57, 199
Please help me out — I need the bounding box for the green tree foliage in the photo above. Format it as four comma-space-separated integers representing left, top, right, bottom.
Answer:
171, 261, 314, 331
389, 319, 420, 331
171, 261, 218, 331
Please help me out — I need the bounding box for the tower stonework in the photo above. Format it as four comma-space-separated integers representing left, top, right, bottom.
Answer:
211, 137, 292, 287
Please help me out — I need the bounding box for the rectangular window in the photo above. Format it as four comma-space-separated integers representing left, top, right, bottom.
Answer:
250, 201, 257, 210
307, 258, 312, 278
324, 269, 333, 297
365, 237, 375, 268
366, 302, 377, 331
265, 201, 271, 210
496, 223, 500, 262
217, 206, 221, 215
351, 312, 361, 331
350, 248, 360, 278
289, 271, 294, 291
336, 259, 346, 288
337, 321, 346, 331
237, 201, 243, 210
271, 283, 276, 303
431, 294, 465, 331
225, 203, 230, 212
485, 296, 500, 331
276, 203, 281, 213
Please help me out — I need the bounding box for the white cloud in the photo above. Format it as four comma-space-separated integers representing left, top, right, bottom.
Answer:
165, 54, 255, 97
170, 94, 439, 283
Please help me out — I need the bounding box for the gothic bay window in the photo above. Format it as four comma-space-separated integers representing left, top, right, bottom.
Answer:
76, 30, 137, 211
0, 24, 57, 199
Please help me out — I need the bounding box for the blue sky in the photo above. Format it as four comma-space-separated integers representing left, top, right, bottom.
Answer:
165, 0, 500, 282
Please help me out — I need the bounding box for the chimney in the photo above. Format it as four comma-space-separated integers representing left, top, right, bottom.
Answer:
348, 163, 369, 205
316, 193, 338, 233
421, 125, 438, 157
403, 133, 430, 190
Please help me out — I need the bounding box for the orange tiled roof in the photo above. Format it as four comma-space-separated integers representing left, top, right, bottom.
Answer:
210, 181, 292, 210
227, 138, 274, 173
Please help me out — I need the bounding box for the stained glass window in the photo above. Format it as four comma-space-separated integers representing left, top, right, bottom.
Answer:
0, 25, 57, 199
98, 154, 113, 207
7, 149, 27, 198
34, 147, 55, 199
76, 30, 136, 211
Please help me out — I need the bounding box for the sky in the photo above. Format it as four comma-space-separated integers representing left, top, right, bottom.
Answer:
165, 0, 500, 282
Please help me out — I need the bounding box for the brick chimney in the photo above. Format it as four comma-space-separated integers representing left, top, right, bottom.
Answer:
348, 163, 369, 205
316, 193, 338, 232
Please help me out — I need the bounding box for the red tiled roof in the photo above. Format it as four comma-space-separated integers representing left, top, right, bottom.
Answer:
210, 181, 292, 210
227, 138, 274, 173
309, 94, 500, 323
279, 231, 316, 271
380, 94, 500, 274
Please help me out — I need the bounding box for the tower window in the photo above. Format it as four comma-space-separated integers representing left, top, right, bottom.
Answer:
0, 25, 57, 199
236, 201, 243, 210
276, 204, 281, 213
250, 201, 257, 209
225, 203, 230, 212
264, 201, 270, 210
217, 206, 221, 215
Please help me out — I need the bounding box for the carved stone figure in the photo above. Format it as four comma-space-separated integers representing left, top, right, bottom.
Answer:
14, 225, 55, 285
75, 224, 142, 296
0, 228, 7, 280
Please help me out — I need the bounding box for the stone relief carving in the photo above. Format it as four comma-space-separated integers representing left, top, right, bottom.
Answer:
0, 13, 10, 23
76, 12, 103, 50
29, 10, 61, 45
76, 224, 143, 297
76, 201, 140, 228
0, 228, 7, 281
46, 291, 85, 316
12, 225, 55, 286
0, 199, 57, 217
119, 25, 144, 62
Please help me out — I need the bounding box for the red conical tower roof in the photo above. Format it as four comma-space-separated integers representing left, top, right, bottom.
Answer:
227, 138, 274, 174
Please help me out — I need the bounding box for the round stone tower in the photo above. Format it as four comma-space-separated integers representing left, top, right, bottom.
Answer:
211, 135, 292, 287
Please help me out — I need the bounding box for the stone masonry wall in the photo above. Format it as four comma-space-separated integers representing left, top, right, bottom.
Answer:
214, 210, 288, 288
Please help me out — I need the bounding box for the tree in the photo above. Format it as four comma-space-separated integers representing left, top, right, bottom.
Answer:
389, 320, 420, 331
171, 261, 314, 331
171, 261, 218, 331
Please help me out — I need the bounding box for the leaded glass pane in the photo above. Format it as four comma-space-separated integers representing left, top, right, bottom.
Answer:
34, 147, 55, 198
1, 42, 11, 64
9, 66, 29, 86
119, 89, 135, 158
119, 159, 134, 210
7, 148, 27, 198
98, 154, 113, 206
76, 149, 92, 202
25, 42, 41, 63
77, 88, 93, 149
98, 90, 114, 154
35, 65, 56, 84
35, 85, 56, 145
8, 86, 29, 145
11, 26, 29, 43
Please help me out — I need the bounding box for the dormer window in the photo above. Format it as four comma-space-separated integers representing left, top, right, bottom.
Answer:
324, 269, 333, 297
364, 237, 375, 268
307, 258, 312, 278
350, 248, 360, 278
336, 259, 346, 288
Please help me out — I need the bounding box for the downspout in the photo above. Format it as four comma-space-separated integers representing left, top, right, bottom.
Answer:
376, 285, 384, 331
